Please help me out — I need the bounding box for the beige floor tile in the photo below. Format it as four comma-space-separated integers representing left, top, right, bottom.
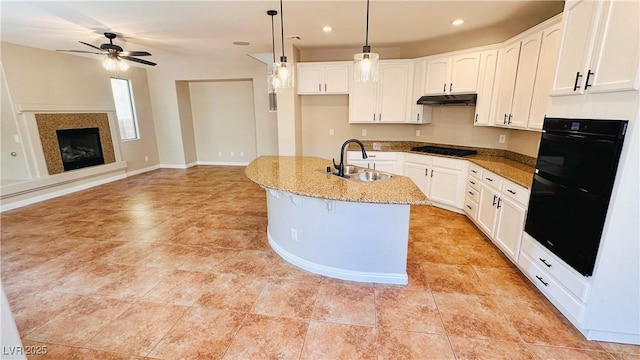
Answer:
223, 314, 307, 360
377, 329, 455, 360
85, 301, 188, 356
448, 336, 535, 360
4, 287, 82, 335
311, 280, 376, 326
422, 262, 488, 295
142, 269, 217, 306
148, 307, 246, 360
375, 287, 445, 334
92, 265, 171, 300
527, 344, 616, 360
196, 273, 268, 311
251, 278, 320, 319
21, 340, 142, 360
300, 321, 376, 360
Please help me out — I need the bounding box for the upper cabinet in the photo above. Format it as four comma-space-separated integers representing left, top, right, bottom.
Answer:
423, 52, 481, 95
297, 62, 351, 95
349, 60, 414, 123
494, 31, 543, 129
474, 50, 499, 126
551, 0, 640, 96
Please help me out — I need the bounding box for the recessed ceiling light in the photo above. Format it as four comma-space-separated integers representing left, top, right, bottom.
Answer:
233, 41, 250, 46
451, 19, 464, 26
322, 26, 332, 33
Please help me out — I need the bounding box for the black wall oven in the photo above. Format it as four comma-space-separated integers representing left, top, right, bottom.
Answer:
525, 118, 628, 276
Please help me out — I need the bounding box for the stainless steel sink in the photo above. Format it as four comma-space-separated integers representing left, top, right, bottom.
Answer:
358, 171, 392, 182
343, 165, 364, 175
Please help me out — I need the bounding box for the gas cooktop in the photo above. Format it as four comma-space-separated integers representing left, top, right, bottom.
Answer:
410, 145, 477, 157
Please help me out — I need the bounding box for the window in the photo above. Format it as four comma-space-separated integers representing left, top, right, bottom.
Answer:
110, 78, 139, 140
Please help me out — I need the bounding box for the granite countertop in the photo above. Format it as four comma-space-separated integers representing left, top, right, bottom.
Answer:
245, 156, 430, 205
348, 140, 536, 189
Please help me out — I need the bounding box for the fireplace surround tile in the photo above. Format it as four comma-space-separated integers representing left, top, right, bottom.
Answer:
35, 113, 116, 175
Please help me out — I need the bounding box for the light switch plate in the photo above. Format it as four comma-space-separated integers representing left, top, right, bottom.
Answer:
362, 129, 367, 137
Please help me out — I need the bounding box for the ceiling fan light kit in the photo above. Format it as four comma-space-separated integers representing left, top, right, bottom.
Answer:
354, 0, 379, 82
57, 32, 156, 72
273, 0, 294, 90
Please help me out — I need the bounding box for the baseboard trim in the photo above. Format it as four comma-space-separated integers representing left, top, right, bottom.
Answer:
196, 161, 249, 166
126, 164, 160, 176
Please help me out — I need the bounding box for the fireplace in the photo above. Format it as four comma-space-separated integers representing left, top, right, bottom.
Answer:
56, 128, 105, 171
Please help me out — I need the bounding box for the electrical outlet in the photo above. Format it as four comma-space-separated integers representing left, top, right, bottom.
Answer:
499, 134, 506, 143
373, 142, 382, 151
218, 151, 223, 157
240, 151, 244, 157
416, 130, 421, 137
13, 135, 20, 143
144, 155, 149, 162
230, 151, 234, 157
329, 128, 334, 136
362, 129, 367, 137
291, 228, 298, 241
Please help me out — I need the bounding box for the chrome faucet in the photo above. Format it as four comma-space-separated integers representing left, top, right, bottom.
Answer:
333, 139, 368, 177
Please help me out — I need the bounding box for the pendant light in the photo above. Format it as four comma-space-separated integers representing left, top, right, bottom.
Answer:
353, 0, 379, 82
273, 0, 294, 89
267, 9, 278, 111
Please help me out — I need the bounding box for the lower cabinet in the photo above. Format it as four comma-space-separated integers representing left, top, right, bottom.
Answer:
473, 169, 529, 262
404, 153, 467, 211
346, 151, 400, 174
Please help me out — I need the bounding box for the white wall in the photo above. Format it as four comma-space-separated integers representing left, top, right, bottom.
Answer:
0, 65, 31, 182
300, 95, 541, 160
146, 51, 278, 167
190, 80, 257, 163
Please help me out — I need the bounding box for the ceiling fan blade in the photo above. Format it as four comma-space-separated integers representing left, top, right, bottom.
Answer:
121, 51, 152, 57
79, 41, 103, 51
120, 56, 157, 66
56, 50, 104, 55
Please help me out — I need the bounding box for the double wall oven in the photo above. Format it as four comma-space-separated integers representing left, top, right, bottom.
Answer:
525, 118, 628, 277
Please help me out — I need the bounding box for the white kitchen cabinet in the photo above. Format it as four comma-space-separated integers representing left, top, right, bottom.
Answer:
494, 31, 543, 129
551, 0, 639, 96
473, 169, 529, 263
297, 62, 351, 94
349, 61, 414, 123
474, 49, 499, 126
404, 153, 466, 211
463, 164, 483, 219
423, 52, 481, 95
408, 59, 432, 124
528, 22, 563, 130
347, 151, 400, 174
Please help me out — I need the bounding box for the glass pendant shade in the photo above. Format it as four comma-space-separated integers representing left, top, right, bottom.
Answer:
103, 56, 117, 71
267, 73, 277, 111
273, 59, 294, 90
354, 49, 379, 82
117, 59, 129, 71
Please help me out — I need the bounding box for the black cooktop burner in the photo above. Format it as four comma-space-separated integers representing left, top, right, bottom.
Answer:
410, 145, 477, 157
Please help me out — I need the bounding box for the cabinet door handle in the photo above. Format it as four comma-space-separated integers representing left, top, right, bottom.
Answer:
425, 168, 428, 176
417, 113, 420, 122
492, 194, 497, 206
466, 205, 472, 210
449, 83, 452, 92
468, 191, 474, 195
470, 180, 476, 185
485, 177, 493, 182
497, 197, 502, 209
475, 114, 478, 123
368, 155, 376, 158
507, 189, 516, 195
503, 114, 507, 124
585, 70, 594, 89
573, 71, 583, 91
430, 169, 434, 177
535, 275, 549, 287
471, 169, 477, 174
379, 113, 382, 121
539, 258, 552, 268
508, 114, 512, 124
319, 84, 322, 92
443, 83, 447, 92
324, 84, 327, 92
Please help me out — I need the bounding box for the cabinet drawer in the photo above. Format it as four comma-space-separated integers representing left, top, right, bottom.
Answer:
501, 179, 530, 206
481, 170, 503, 190
432, 156, 464, 170
467, 176, 481, 192
405, 153, 431, 165
468, 163, 483, 178
348, 151, 397, 161
521, 233, 591, 302
463, 196, 478, 220
518, 251, 586, 323
466, 185, 480, 203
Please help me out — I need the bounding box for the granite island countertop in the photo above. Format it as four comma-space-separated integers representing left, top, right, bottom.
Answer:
348, 140, 536, 189
245, 156, 430, 205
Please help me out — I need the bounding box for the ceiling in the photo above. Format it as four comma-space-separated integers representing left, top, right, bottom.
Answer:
1, 1, 564, 65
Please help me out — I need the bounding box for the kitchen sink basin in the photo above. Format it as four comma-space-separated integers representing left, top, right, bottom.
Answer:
343, 165, 363, 175
358, 171, 392, 182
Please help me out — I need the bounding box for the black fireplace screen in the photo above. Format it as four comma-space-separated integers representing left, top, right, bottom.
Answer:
56, 128, 105, 171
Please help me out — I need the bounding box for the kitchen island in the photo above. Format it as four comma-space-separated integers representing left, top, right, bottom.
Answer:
245, 156, 429, 284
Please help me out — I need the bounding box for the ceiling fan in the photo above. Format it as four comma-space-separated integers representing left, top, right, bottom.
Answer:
57, 32, 156, 70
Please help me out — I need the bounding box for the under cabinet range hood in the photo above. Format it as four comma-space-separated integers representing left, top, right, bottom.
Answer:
417, 93, 477, 106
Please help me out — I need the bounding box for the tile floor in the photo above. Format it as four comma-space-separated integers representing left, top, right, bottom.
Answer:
1, 166, 638, 359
